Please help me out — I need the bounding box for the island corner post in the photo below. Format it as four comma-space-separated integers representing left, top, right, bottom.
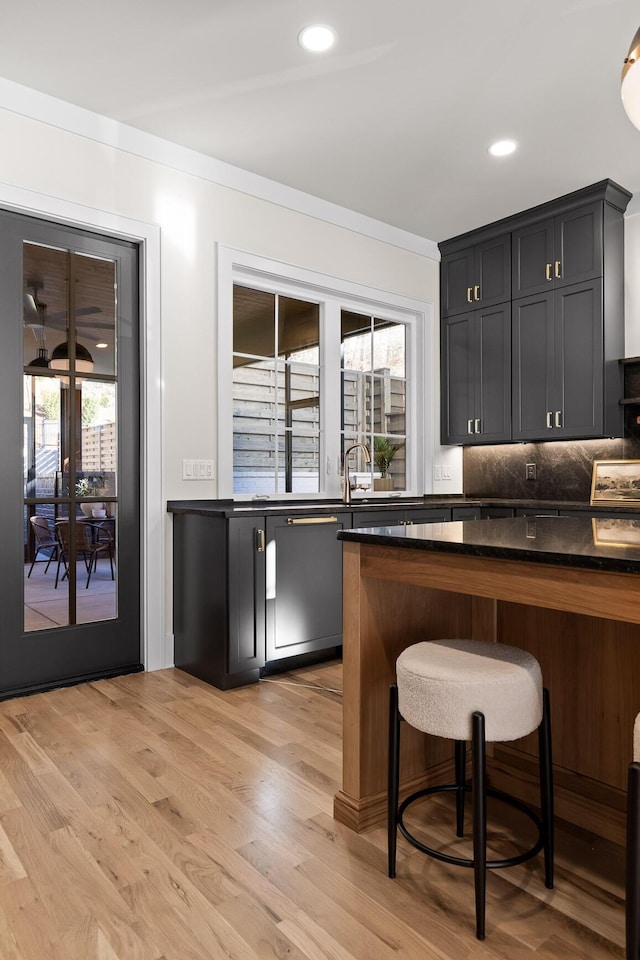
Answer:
334, 536, 640, 845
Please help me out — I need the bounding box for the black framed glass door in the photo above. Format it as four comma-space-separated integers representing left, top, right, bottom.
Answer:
0, 210, 141, 697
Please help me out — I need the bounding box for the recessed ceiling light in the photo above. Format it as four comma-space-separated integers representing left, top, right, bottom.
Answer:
488, 139, 517, 157
95, 342, 108, 349
298, 24, 336, 53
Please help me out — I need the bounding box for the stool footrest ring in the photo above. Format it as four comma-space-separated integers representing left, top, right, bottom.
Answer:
398, 783, 544, 870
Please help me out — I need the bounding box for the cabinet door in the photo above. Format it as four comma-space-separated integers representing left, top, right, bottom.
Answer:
451, 507, 481, 520
228, 517, 266, 676
476, 233, 511, 308
265, 513, 349, 662
441, 247, 475, 317
554, 202, 602, 289
474, 304, 511, 444
441, 312, 476, 444
404, 509, 451, 523
512, 218, 554, 297
512, 292, 555, 441
552, 280, 603, 438
351, 510, 405, 528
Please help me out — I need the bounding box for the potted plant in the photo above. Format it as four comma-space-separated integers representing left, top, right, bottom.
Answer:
373, 436, 404, 491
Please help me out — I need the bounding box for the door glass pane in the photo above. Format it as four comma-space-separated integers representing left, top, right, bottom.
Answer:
76, 253, 117, 377
23, 244, 119, 631
24, 505, 70, 630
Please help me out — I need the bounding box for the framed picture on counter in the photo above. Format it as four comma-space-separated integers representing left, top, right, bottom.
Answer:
592, 517, 640, 547
590, 459, 640, 504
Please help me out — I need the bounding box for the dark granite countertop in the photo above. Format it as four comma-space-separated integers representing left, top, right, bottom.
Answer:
166, 496, 640, 518
337, 515, 640, 574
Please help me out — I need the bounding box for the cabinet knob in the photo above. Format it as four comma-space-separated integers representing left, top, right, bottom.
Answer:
467, 287, 473, 303
545, 263, 552, 281
555, 260, 561, 279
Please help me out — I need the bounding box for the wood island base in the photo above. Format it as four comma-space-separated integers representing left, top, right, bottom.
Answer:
334, 540, 640, 845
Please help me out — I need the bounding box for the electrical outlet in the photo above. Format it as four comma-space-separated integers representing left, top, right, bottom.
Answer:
525, 463, 536, 480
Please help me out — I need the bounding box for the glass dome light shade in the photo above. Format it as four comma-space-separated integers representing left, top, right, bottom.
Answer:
50, 339, 94, 373
622, 26, 640, 131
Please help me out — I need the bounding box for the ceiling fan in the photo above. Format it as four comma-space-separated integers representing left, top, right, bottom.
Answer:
23, 280, 105, 328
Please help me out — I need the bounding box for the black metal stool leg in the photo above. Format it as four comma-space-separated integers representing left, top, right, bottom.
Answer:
388, 683, 400, 879
455, 739, 466, 838
472, 711, 487, 941
627, 761, 640, 959
538, 687, 554, 889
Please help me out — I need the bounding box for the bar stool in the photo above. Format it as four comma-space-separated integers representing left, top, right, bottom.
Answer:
626, 713, 640, 959
388, 639, 554, 940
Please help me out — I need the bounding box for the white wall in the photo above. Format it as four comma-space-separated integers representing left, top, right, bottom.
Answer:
0, 94, 444, 668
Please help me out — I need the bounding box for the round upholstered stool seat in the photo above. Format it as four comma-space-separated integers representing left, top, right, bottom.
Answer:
388, 639, 554, 942
396, 639, 543, 742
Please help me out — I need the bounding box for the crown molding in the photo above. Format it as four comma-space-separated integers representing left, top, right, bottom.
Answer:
0, 76, 439, 261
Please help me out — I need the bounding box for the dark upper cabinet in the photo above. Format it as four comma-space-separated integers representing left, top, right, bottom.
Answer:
512, 280, 606, 441
512, 202, 603, 298
441, 233, 510, 317
441, 303, 511, 445
439, 179, 630, 446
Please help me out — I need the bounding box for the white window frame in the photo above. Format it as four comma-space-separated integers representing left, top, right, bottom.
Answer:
217, 245, 434, 501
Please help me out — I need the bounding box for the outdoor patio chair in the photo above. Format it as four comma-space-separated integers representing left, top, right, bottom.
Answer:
55, 520, 115, 589
27, 516, 59, 578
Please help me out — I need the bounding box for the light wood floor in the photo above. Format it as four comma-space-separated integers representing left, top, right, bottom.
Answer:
0, 662, 626, 959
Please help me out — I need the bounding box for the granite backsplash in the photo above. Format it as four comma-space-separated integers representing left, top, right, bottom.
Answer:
463, 413, 640, 501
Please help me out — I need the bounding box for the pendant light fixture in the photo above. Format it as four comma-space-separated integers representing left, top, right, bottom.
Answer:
622, 26, 640, 131
49, 338, 94, 373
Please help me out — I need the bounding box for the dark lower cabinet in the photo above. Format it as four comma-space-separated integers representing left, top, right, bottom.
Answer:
172, 513, 266, 689
351, 507, 451, 527
265, 513, 350, 663
228, 517, 266, 677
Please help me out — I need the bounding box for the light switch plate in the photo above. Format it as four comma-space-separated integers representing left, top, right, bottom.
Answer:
183, 459, 215, 480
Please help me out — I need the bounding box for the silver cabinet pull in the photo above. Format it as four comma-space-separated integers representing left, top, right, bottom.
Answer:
546, 411, 553, 429
555, 410, 562, 428
467, 287, 473, 303
256, 529, 265, 552
467, 419, 474, 434
287, 516, 338, 525
473, 284, 480, 301
474, 418, 481, 434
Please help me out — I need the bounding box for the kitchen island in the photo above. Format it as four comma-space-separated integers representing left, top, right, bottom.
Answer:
334, 515, 640, 844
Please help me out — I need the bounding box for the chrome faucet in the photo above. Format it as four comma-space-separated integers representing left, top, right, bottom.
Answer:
342, 442, 371, 505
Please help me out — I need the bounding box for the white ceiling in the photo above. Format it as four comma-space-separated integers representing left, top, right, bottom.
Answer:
2, 0, 640, 242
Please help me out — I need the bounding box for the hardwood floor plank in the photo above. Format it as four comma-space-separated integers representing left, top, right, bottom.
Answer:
0, 662, 628, 959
